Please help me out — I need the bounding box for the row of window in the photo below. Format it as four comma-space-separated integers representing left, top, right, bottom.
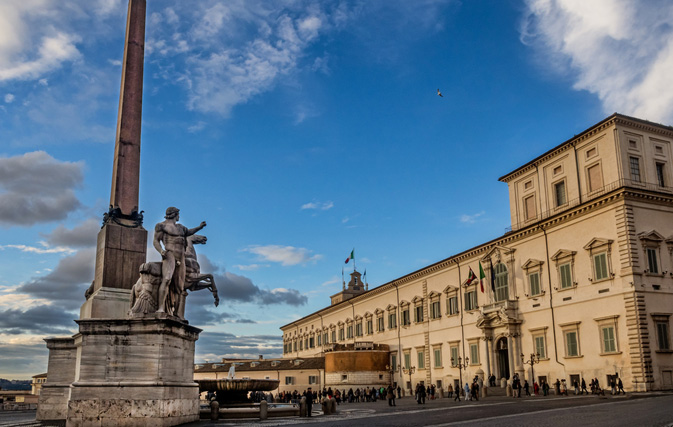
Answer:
390, 317, 671, 372
522, 157, 669, 224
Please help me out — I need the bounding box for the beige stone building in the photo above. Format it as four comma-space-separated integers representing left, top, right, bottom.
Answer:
281, 113, 673, 393
31, 373, 47, 396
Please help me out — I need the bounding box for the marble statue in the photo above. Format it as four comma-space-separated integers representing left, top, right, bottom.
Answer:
154, 207, 206, 319
129, 263, 162, 316
128, 207, 216, 321
185, 234, 219, 307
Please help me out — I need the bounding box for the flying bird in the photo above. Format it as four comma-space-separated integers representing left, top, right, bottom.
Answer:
437, 89, 443, 97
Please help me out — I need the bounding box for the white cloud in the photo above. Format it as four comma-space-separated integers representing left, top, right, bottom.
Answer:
244, 244, 322, 266
232, 264, 269, 271
0, 241, 76, 255
521, 0, 673, 123
301, 200, 334, 210
187, 121, 207, 133
0, 28, 81, 82
321, 277, 339, 287
460, 211, 486, 224
4, 93, 14, 103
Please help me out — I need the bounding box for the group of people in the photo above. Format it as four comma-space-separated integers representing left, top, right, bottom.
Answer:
511, 375, 626, 397
279, 386, 402, 405
270, 374, 627, 409
414, 383, 439, 403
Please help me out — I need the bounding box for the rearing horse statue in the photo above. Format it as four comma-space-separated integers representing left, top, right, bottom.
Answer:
185, 234, 219, 306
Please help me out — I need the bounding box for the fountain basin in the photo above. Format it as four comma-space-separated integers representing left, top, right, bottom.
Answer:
197, 378, 280, 404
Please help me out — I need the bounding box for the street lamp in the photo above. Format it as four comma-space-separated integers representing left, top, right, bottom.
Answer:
385, 364, 400, 387
521, 352, 540, 387
451, 356, 469, 398
402, 366, 416, 394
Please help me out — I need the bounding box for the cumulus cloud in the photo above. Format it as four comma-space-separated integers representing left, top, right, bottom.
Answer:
41, 218, 100, 248
520, 0, 673, 123
0, 305, 77, 336
244, 245, 322, 266
145, 1, 340, 117
183, 305, 256, 327
0, 151, 83, 226
301, 200, 334, 211
4, 93, 14, 103
0, 242, 76, 255
0, 0, 125, 82
16, 248, 95, 310
195, 331, 283, 362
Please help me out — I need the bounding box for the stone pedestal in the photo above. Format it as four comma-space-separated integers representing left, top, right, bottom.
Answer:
37, 337, 77, 423
65, 316, 201, 427
80, 223, 146, 319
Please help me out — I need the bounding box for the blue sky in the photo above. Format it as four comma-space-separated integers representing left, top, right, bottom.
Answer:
1, 0, 672, 379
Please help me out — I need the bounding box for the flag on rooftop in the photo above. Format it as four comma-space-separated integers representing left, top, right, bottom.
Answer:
345, 249, 354, 264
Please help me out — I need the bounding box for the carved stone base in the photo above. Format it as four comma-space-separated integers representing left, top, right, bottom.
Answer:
83, 221, 147, 319
80, 287, 132, 319
36, 338, 77, 423
65, 316, 201, 427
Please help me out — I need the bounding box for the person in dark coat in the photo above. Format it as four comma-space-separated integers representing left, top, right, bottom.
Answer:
304, 387, 313, 417
387, 385, 396, 406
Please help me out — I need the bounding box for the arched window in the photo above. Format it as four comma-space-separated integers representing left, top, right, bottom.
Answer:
494, 263, 509, 302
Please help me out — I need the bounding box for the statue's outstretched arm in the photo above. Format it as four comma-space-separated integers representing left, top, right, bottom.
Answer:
186, 221, 207, 236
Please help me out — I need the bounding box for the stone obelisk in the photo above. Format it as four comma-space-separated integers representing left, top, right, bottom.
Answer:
80, 0, 148, 319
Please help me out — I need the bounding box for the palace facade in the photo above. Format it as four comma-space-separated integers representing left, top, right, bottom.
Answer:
280, 113, 673, 393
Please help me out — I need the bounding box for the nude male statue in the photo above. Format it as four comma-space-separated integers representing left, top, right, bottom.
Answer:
153, 207, 206, 319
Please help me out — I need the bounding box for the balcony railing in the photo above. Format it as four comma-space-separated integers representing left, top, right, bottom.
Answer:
505, 178, 673, 233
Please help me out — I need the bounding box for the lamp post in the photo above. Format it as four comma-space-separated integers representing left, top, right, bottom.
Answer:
385, 364, 400, 387
451, 356, 469, 398
521, 352, 540, 386
402, 366, 416, 395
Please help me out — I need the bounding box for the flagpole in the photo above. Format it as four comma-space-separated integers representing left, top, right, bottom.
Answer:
489, 259, 494, 303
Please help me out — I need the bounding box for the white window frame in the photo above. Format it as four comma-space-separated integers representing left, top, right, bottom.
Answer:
560, 321, 582, 358
595, 315, 619, 355
584, 238, 613, 283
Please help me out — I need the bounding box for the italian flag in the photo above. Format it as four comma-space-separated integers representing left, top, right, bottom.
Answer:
465, 267, 477, 286
345, 249, 354, 264
479, 262, 486, 293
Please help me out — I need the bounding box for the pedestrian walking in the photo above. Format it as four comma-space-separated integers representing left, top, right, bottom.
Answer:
617, 378, 625, 395
387, 385, 396, 406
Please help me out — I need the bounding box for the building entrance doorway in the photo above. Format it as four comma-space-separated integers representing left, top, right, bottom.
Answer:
497, 337, 510, 380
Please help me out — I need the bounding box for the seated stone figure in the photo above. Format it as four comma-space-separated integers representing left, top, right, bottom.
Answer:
128, 262, 162, 317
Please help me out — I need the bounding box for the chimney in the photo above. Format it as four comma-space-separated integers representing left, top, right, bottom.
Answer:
258, 355, 263, 360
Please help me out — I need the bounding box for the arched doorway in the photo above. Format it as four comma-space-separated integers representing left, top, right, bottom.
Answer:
496, 337, 510, 380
